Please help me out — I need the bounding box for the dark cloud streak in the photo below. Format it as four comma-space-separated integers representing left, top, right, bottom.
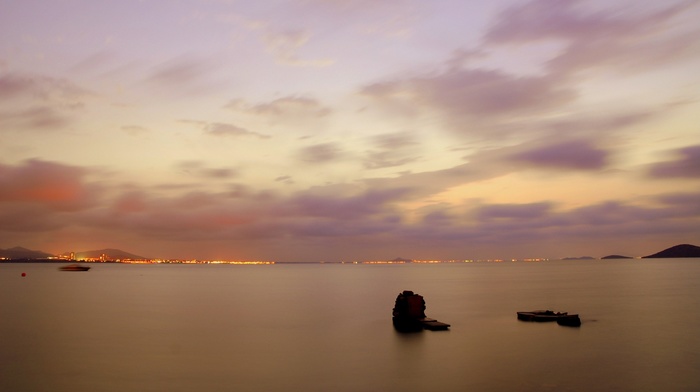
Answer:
647, 145, 700, 178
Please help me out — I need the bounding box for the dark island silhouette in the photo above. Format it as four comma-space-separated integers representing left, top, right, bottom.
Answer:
601, 255, 633, 259
0, 246, 53, 260
642, 244, 700, 258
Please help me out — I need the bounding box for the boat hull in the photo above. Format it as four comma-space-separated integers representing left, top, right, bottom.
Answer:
59, 264, 91, 272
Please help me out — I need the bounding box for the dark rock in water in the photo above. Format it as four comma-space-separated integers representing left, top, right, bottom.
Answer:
601, 255, 633, 259
556, 314, 581, 327
643, 244, 700, 258
392, 290, 449, 332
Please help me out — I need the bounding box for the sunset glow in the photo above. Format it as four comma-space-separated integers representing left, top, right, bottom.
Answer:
1, 0, 699, 261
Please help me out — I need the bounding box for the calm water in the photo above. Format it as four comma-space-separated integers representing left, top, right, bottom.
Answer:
2, 259, 700, 392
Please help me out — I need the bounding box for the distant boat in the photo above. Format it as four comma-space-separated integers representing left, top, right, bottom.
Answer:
59, 264, 90, 272
517, 310, 581, 326
517, 310, 567, 322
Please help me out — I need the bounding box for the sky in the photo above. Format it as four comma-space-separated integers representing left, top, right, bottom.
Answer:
1, 0, 699, 262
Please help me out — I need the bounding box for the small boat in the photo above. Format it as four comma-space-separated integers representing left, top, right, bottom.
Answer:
556, 314, 582, 327
517, 310, 581, 326
517, 310, 568, 322
392, 290, 450, 332
59, 264, 91, 272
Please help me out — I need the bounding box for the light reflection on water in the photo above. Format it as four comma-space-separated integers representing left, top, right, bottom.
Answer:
2, 260, 700, 392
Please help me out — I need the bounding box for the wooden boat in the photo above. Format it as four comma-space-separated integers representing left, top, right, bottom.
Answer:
392, 290, 450, 332
556, 314, 582, 327
517, 310, 568, 322
517, 310, 581, 326
59, 264, 91, 272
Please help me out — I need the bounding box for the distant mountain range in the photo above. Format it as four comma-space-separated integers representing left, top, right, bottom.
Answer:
0, 246, 53, 259
0, 246, 146, 260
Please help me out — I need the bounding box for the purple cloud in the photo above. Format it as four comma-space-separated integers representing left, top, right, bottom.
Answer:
476, 202, 553, 221
0, 72, 89, 104
485, 0, 700, 75
508, 140, 609, 170
290, 188, 407, 220
648, 145, 700, 178
0, 71, 90, 131
363, 131, 420, 169
362, 67, 576, 130
145, 56, 222, 95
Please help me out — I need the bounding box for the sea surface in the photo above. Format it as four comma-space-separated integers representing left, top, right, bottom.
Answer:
2, 259, 700, 392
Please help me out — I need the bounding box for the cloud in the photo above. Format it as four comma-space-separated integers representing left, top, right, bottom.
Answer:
484, 0, 700, 75
0, 159, 100, 212
204, 122, 270, 139
0, 106, 72, 130
476, 202, 553, 221
145, 56, 222, 95
0, 71, 90, 106
358, 0, 698, 145
287, 187, 407, 224
655, 192, 700, 215
647, 145, 700, 178
228, 96, 332, 118
362, 131, 421, 169
121, 125, 149, 136
175, 161, 240, 180
3, 161, 695, 260
0, 71, 91, 131
179, 120, 270, 139
224, 96, 332, 135
361, 66, 576, 132
262, 29, 334, 66
507, 139, 609, 170
297, 142, 345, 163
275, 175, 294, 184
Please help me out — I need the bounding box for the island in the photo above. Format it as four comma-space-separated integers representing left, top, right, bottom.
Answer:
643, 244, 700, 258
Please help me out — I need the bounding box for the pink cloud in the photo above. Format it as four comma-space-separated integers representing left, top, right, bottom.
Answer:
0, 159, 99, 211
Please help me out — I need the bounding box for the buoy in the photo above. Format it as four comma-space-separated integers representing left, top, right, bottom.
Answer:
21, 272, 26, 277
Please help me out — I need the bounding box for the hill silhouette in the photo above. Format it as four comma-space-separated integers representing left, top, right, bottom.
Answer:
643, 244, 700, 258
0, 246, 53, 259
64, 248, 147, 260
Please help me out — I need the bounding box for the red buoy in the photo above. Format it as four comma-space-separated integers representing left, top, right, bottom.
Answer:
21, 272, 26, 277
